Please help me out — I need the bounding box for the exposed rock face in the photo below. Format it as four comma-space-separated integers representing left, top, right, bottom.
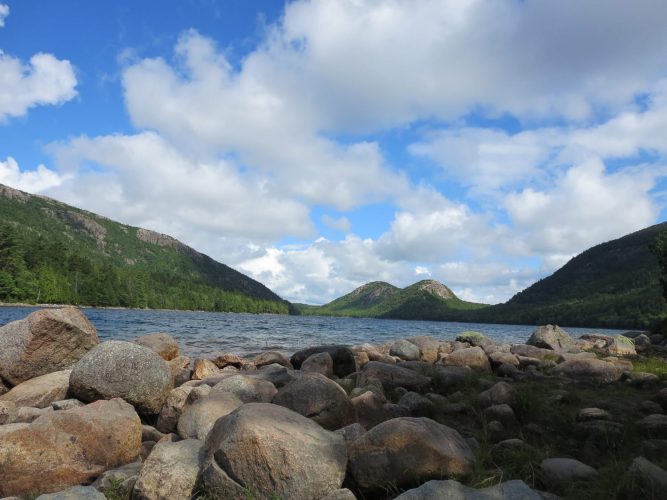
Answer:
0, 369, 71, 408
527, 325, 573, 351
69, 340, 173, 414
348, 417, 474, 490
0, 307, 99, 385
443, 346, 491, 372
209, 374, 277, 403
201, 403, 347, 500
553, 358, 624, 383
395, 479, 541, 500
272, 372, 355, 430
361, 361, 430, 392
133, 439, 204, 500
291, 345, 357, 377
134, 332, 180, 361
0, 398, 141, 497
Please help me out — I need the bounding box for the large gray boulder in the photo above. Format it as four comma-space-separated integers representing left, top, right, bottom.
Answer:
390, 339, 421, 361
69, 340, 173, 414
0, 398, 141, 497
209, 374, 277, 403
291, 345, 357, 377
361, 361, 430, 392
443, 346, 491, 372
156, 385, 196, 433
553, 358, 624, 383
301, 351, 335, 377
527, 325, 573, 351
348, 417, 474, 490
133, 332, 180, 361
0, 369, 71, 408
407, 336, 440, 363
272, 372, 355, 430
201, 403, 347, 499
541, 458, 597, 493
177, 392, 242, 440
0, 307, 99, 385
133, 439, 204, 500
395, 479, 541, 499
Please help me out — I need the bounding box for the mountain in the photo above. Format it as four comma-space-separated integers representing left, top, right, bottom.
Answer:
464, 222, 667, 329
296, 279, 488, 319
0, 184, 291, 314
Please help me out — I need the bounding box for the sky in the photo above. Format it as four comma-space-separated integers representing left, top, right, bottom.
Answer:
1, 0, 667, 306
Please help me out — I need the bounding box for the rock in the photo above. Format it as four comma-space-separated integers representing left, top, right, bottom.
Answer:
7, 405, 53, 423
541, 458, 597, 492
192, 358, 221, 380
656, 388, 667, 411
321, 489, 357, 500
0, 400, 17, 424
272, 372, 355, 430
618, 456, 667, 498
479, 381, 515, 409
253, 351, 292, 369
211, 352, 247, 369
209, 374, 277, 403
390, 339, 421, 361
350, 375, 386, 401
361, 361, 430, 391
167, 355, 191, 380
352, 391, 391, 430
0, 307, 99, 385
51, 399, 84, 411
634, 334, 652, 351
141, 441, 156, 460
510, 344, 555, 360
640, 439, 667, 461
639, 400, 664, 415
0, 377, 8, 396
577, 407, 612, 422
603, 336, 637, 356
552, 358, 623, 383
92, 461, 142, 496
527, 325, 573, 351
156, 385, 196, 433
69, 340, 173, 414
624, 371, 659, 387
133, 439, 204, 500
432, 365, 474, 393
251, 363, 295, 387
348, 417, 474, 490
398, 391, 435, 417
177, 392, 242, 440
301, 351, 334, 377
483, 404, 518, 429
407, 336, 439, 363
335, 422, 366, 444
574, 420, 624, 451
398, 360, 435, 376
0, 369, 71, 408
142, 424, 166, 442
456, 331, 492, 348
36, 485, 105, 499
443, 346, 491, 372
487, 420, 507, 443
559, 351, 597, 362
491, 439, 533, 463
489, 351, 520, 367
394, 479, 541, 500
201, 403, 346, 500
134, 332, 180, 361
0, 398, 141, 497
291, 345, 357, 378
637, 414, 667, 438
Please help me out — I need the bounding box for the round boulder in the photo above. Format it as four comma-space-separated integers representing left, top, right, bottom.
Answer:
69, 341, 173, 414
209, 374, 277, 403
201, 403, 347, 500
527, 325, 573, 351
133, 332, 180, 361
389, 340, 421, 361
301, 351, 334, 378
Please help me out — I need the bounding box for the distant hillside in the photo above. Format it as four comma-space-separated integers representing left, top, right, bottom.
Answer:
464, 222, 667, 329
0, 184, 290, 314
296, 279, 488, 319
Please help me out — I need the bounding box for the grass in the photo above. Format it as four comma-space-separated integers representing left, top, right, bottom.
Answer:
103, 477, 130, 500
633, 356, 667, 379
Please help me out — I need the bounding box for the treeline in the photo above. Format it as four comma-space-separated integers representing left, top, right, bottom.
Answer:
0, 223, 289, 314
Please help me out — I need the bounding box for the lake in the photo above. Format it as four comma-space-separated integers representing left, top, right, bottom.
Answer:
0, 307, 626, 358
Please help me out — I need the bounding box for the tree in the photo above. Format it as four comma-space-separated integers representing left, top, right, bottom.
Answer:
651, 231, 667, 301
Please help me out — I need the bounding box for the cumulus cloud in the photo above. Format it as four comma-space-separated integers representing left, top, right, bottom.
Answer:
0, 156, 64, 193
0, 4, 8, 27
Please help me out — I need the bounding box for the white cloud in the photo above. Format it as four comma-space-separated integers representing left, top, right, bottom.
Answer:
0, 52, 77, 122
0, 4, 8, 27
0, 156, 64, 193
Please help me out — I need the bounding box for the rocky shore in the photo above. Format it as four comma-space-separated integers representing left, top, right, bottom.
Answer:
1, 307, 666, 499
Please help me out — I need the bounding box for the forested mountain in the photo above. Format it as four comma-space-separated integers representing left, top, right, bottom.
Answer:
464, 222, 667, 329
0, 184, 290, 313
296, 279, 487, 319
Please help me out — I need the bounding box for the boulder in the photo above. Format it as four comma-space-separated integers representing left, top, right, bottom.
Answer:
603, 336, 637, 356
133, 439, 204, 500
390, 339, 421, 361
443, 346, 491, 372
348, 417, 474, 490
455, 331, 493, 348
192, 358, 221, 380
577, 407, 612, 422
479, 381, 516, 409
133, 332, 180, 361
211, 352, 247, 369
553, 358, 623, 383
51, 399, 84, 411
637, 414, 667, 439
489, 351, 520, 367
92, 461, 142, 497
177, 392, 242, 440
527, 325, 573, 351
209, 374, 277, 403
272, 372, 355, 430
352, 390, 392, 430
432, 365, 474, 393
0, 307, 99, 385
510, 344, 555, 360
36, 485, 106, 499
406, 336, 439, 363
322, 489, 357, 500
69, 340, 173, 414
335, 422, 366, 444
201, 403, 346, 500
0, 369, 71, 408
7, 405, 52, 423
253, 351, 292, 369
656, 388, 667, 411
301, 351, 334, 377
395, 479, 541, 500
0, 398, 141, 497
251, 363, 295, 387
156, 385, 196, 434
291, 345, 357, 377
361, 361, 430, 392
541, 458, 597, 492
483, 404, 518, 429
398, 391, 435, 418
618, 456, 667, 498
0, 400, 17, 424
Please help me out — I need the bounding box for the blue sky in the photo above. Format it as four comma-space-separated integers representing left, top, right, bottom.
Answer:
2, 0, 667, 305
